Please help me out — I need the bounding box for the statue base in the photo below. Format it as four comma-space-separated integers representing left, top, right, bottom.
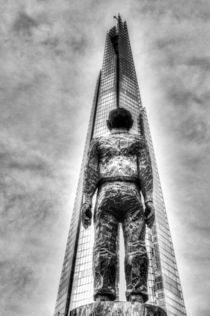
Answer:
69, 301, 167, 316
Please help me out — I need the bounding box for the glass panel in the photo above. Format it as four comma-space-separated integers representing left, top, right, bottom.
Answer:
54, 19, 187, 316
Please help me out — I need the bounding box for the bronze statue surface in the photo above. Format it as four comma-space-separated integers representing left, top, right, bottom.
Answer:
81, 108, 155, 303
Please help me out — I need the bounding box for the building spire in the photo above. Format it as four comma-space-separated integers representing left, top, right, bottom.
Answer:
113, 14, 123, 33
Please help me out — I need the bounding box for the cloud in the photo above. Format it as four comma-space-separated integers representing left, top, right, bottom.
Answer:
0, 129, 67, 315
187, 56, 210, 70
132, 0, 210, 21
13, 12, 38, 36
0, 261, 36, 313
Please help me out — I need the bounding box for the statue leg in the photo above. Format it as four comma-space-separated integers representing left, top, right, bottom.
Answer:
93, 206, 118, 301
122, 206, 148, 303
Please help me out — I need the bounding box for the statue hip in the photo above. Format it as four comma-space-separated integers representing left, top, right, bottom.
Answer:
95, 181, 144, 222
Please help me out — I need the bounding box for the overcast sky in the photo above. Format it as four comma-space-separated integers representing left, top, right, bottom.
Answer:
0, 1, 209, 316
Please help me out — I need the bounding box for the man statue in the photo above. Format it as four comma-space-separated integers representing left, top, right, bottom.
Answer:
81, 107, 155, 304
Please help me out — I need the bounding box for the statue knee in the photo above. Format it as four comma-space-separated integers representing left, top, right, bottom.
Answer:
125, 251, 148, 268
94, 247, 117, 264
125, 241, 147, 259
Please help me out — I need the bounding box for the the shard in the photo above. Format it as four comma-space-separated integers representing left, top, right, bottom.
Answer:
54, 16, 187, 316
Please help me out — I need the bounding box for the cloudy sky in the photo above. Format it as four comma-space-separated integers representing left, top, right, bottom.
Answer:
0, 1, 209, 315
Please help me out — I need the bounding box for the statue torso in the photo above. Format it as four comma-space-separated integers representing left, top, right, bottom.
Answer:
97, 132, 142, 182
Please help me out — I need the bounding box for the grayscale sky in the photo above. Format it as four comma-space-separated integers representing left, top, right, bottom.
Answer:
0, 1, 209, 315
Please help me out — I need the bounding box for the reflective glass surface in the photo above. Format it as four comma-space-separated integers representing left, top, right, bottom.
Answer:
54, 19, 187, 316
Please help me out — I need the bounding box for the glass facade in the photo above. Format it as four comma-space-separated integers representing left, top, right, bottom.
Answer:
54, 16, 187, 316
142, 109, 187, 314
54, 73, 101, 316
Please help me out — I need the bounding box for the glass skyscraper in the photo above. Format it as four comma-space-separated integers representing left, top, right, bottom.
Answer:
54, 16, 187, 316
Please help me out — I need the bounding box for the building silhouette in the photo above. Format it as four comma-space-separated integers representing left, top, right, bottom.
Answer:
54, 16, 187, 316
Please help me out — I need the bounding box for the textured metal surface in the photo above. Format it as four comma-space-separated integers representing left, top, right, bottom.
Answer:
82, 130, 153, 302
93, 182, 148, 301
69, 302, 167, 316
83, 132, 153, 204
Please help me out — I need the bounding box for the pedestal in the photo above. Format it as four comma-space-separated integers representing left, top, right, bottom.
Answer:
69, 302, 167, 316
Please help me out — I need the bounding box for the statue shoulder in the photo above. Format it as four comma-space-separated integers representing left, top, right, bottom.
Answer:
131, 134, 146, 148
90, 136, 100, 144
91, 135, 107, 145
88, 137, 101, 153
89, 136, 107, 150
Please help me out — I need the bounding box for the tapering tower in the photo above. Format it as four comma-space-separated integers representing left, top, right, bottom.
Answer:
54, 16, 187, 316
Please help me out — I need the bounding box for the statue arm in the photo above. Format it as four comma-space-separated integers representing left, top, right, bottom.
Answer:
139, 141, 155, 228
138, 140, 155, 228
81, 138, 99, 229
138, 141, 153, 204
83, 138, 99, 205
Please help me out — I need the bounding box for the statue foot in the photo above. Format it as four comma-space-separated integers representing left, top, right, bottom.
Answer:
128, 294, 144, 304
95, 295, 111, 302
